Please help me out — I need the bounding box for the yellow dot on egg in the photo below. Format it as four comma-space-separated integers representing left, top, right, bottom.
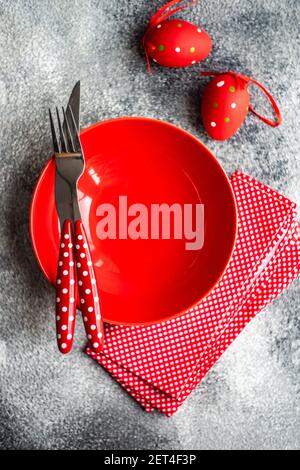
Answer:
190, 47, 196, 53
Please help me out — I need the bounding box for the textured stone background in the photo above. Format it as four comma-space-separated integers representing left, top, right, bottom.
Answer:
0, 0, 299, 450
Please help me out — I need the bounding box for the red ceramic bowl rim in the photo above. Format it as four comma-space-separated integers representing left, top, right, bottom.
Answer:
30, 116, 238, 325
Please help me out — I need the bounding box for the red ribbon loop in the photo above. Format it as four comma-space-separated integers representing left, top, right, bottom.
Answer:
148, 0, 198, 29
142, 0, 198, 73
200, 71, 282, 127
246, 77, 282, 127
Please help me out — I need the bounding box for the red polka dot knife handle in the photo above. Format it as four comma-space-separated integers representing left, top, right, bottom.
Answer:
55, 220, 76, 354
74, 220, 104, 353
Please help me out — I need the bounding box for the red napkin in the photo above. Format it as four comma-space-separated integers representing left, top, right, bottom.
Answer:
87, 172, 300, 415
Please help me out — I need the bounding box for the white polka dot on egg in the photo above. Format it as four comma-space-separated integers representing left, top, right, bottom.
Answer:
63, 270, 68, 276
80, 253, 85, 258
78, 235, 83, 240
88, 307, 93, 312
90, 325, 96, 330
64, 234, 69, 239
61, 325, 67, 331
211, 122, 217, 127
85, 289, 91, 294
217, 80, 225, 87
62, 307, 67, 312
83, 271, 88, 276
93, 342, 99, 348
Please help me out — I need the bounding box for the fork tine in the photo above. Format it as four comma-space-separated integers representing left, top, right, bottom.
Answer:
49, 109, 60, 153
67, 105, 81, 152
56, 107, 68, 152
62, 107, 75, 152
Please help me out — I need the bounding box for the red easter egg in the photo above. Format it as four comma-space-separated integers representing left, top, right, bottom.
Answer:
201, 73, 250, 140
144, 19, 212, 68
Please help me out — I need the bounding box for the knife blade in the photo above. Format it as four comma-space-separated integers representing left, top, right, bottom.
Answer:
63, 81, 80, 132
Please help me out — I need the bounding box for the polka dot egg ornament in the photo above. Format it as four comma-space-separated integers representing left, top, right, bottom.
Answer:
201, 71, 282, 140
142, 0, 212, 72
87, 172, 300, 415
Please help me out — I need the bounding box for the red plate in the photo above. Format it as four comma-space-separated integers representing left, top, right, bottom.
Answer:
30, 117, 237, 325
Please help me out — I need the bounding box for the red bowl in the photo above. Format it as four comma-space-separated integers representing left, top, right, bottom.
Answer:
30, 117, 237, 325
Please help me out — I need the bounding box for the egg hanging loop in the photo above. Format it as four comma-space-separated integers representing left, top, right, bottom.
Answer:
147, 0, 198, 30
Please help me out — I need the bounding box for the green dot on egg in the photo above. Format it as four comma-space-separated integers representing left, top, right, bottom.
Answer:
229, 86, 235, 93
224, 117, 230, 123
158, 44, 165, 51
190, 46, 196, 53
177, 23, 182, 28
213, 102, 218, 108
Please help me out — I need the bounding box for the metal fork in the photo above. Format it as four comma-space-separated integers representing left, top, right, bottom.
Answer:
49, 106, 104, 354
49, 106, 83, 223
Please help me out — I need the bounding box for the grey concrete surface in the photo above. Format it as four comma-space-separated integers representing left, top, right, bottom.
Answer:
0, 0, 299, 450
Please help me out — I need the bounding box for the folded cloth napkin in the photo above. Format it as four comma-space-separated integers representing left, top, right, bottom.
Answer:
87, 172, 300, 415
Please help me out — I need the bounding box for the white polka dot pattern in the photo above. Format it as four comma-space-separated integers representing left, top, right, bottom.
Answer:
55, 220, 76, 354
74, 220, 104, 353
86, 172, 300, 415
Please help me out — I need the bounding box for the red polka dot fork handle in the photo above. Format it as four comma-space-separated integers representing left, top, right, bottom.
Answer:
55, 220, 76, 353
55, 219, 104, 354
